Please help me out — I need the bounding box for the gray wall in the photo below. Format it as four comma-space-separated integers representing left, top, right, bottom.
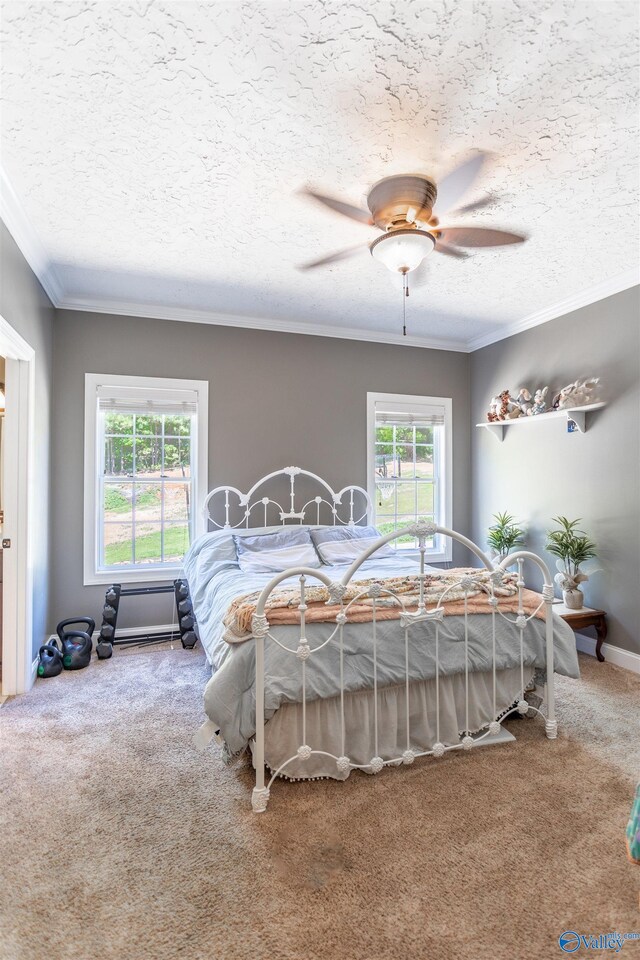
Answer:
471, 285, 640, 655
51, 310, 471, 630
0, 222, 54, 657
5, 235, 636, 659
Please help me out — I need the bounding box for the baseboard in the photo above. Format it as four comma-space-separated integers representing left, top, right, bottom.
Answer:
575, 631, 640, 674
30, 656, 39, 686
48, 623, 179, 644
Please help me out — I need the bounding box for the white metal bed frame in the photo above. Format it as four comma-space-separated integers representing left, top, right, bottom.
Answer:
198, 468, 557, 814
202, 465, 371, 530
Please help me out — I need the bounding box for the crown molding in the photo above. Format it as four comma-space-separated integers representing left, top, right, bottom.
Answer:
56, 294, 470, 352
1, 165, 637, 353
56, 267, 640, 354
467, 268, 640, 352
0, 164, 64, 306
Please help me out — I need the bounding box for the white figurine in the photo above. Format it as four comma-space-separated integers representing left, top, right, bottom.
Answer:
516, 388, 533, 415
556, 377, 601, 409
529, 386, 549, 415
487, 397, 504, 423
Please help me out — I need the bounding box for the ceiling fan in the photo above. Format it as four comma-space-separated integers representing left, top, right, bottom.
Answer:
299, 153, 527, 277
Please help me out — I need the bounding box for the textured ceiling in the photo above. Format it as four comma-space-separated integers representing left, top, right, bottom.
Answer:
1, 0, 638, 347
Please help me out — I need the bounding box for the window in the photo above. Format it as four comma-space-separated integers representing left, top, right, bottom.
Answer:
367, 393, 452, 561
84, 374, 208, 584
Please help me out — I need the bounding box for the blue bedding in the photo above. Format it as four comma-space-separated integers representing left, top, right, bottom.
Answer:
184, 529, 580, 757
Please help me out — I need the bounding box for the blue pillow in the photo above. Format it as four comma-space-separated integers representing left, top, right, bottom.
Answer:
310, 525, 394, 565
233, 527, 321, 574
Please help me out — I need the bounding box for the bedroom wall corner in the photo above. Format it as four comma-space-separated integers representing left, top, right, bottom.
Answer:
470, 285, 640, 657
0, 220, 55, 660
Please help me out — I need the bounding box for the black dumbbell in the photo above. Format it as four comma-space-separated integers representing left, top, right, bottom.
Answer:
96, 637, 114, 659
102, 605, 117, 623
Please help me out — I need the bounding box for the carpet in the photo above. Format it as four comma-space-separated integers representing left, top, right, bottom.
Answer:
1, 645, 638, 960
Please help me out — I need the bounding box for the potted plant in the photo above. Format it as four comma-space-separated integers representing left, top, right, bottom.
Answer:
545, 516, 597, 610
487, 512, 525, 564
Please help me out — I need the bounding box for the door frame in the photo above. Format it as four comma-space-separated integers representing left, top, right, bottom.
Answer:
0, 314, 35, 696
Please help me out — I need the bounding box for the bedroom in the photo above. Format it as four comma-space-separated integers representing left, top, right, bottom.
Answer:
1, 2, 639, 959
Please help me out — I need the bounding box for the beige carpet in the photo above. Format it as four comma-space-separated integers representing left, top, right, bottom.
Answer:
1, 645, 638, 960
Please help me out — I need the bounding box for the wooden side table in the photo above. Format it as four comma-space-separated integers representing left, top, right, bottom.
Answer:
553, 602, 608, 662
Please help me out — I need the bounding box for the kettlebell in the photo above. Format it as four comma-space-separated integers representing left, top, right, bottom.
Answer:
37, 639, 64, 678
56, 617, 95, 671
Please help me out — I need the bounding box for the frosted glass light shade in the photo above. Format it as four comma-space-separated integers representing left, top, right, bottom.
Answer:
370, 228, 435, 273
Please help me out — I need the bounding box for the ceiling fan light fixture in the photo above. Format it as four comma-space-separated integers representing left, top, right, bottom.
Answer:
370, 229, 435, 274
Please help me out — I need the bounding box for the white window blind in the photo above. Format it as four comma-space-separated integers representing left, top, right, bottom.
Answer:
96, 384, 198, 415
374, 401, 446, 427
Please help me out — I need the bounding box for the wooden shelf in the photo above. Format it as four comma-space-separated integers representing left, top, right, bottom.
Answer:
476, 402, 606, 442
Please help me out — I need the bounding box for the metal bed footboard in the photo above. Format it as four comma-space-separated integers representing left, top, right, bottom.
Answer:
250, 523, 556, 813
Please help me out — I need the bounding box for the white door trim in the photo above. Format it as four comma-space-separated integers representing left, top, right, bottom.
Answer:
0, 314, 35, 696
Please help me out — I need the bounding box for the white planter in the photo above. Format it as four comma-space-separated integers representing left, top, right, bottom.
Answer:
563, 588, 584, 610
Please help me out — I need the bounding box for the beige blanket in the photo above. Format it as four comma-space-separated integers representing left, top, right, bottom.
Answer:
223, 568, 545, 644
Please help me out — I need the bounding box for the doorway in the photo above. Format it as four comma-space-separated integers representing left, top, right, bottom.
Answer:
0, 315, 35, 696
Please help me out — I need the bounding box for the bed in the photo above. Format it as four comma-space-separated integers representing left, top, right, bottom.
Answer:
187, 467, 579, 813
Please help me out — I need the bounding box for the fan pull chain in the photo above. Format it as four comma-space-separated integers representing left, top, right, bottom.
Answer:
402, 270, 409, 336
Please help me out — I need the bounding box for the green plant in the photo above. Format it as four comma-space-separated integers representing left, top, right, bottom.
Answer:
487, 512, 525, 556
545, 517, 597, 572
546, 517, 597, 592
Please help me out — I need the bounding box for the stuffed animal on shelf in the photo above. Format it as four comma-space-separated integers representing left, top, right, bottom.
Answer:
486, 398, 500, 422
516, 388, 533, 415
528, 386, 549, 415
553, 377, 601, 410
552, 383, 574, 409
495, 389, 521, 421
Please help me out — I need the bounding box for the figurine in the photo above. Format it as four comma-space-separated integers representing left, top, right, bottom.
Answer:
515, 388, 533, 416
552, 384, 573, 409
496, 390, 510, 420
496, 389, 521, 421
529, 386, 548, 416
486, 399, 499, 423
554, 377, 601, 409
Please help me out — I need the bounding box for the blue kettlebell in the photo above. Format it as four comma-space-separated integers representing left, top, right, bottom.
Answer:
56, 617, 95, 671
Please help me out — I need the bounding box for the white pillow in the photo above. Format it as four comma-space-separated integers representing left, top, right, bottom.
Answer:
233, 528, 321, 574
310, 525, 394, 565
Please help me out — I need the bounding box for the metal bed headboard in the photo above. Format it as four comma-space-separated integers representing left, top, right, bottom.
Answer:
202, 466, 372, 530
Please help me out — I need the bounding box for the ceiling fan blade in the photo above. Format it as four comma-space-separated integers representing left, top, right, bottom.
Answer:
433, 153, 487, 217
434, 241, 469, 259
437, 227, 527, 248
298, 244, 366, 271
449, 194, 498, 216
301, 188, 374, 225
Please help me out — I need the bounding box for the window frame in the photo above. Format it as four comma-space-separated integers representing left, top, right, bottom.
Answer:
83, 373, 208, 585
366, 392, 453, 563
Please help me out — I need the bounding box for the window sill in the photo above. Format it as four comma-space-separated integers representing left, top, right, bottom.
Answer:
84, 566, 183, 586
